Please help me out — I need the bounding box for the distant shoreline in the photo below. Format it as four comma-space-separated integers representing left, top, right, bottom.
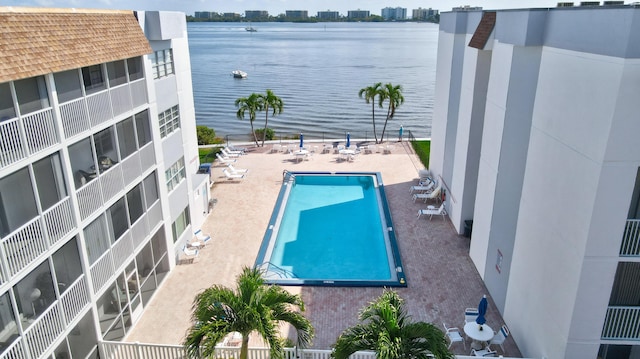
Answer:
186, 17, 439, 24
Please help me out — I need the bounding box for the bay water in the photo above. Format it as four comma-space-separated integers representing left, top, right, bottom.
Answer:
188, 21, 438, 141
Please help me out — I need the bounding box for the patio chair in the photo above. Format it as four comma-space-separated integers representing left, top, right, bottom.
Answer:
417, 202, 446, 220
228, 164, 248, 174
179, 245, 199, 264
471, 347, 498, 357
223, 168, 245, 180
224, 146, 246, 155
194, 229, 211, 246
270, 144, 282, 153
489, 325, 510, 352
216, 153, 236, 164
443, 323, 465, 350
465, 308, 480, 324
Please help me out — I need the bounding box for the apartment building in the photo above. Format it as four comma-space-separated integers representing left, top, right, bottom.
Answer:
285, 10, 308, 19
431, 5, 640, 359
0, 7, 208, 359
412, 7, 439, 21
244, 10, 269, 20
381, 7, 407, 20
317, 11, 340, 20
347, 10, 370, 19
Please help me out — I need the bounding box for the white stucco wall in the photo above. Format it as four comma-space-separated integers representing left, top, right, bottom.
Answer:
430, 30, 455, 178
504, 47, 639, 359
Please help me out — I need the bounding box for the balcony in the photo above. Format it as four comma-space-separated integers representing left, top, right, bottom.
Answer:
0, 108, 58, 169
602, 306, 640, 340
620, 219, 640, 256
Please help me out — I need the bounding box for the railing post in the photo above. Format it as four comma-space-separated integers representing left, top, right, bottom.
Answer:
136, 341, 144, 359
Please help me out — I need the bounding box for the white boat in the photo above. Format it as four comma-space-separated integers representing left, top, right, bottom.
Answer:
232, 70, 247, 79
245, 26, 257, 32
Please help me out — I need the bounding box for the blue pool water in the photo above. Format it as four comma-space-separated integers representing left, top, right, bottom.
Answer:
255, 172, 406, 287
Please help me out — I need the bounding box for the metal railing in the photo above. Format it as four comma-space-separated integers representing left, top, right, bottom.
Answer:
0, 107, 59, 169
620, 219, 640, 256
1, 217, 46, 277
602, 306, 640, 340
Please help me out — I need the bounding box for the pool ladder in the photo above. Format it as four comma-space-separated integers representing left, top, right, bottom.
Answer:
257, 262, 298, 279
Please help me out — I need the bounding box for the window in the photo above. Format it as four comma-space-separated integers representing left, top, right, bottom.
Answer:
52, 237, 83, 294
135, 110, 151, 146
151, 49, 174, 79
0, 292, 18, 351
54, 69, 83, 103
14, 75, 50, 115
107, 60, 127, 87
14, 261, 55, 325
68, 137, 97, 189
127, 57, 144, 81
81, 64, 106, 94
94, 127, 118, 173
158, 105, 180, 138
171, 206, 190, 243
165, 157, 185, 192
84, 215, 111, 264
0, 82, 16, 120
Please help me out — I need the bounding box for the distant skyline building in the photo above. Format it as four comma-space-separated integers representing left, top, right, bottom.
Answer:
244, 10, 269, 19
347, 10, 370, 19
285, 10, 308, 19
194, 11, 212, 19
223, 12, 241, 19
381, 7, 407, 20
317, 10, 340, 20
412, 7, 439, 20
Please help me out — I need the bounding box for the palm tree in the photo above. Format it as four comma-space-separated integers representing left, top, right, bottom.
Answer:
379, 83, 404, 143
184, 267, 314, 359
235, 93, 263, 147
259, 89, 284, 147
358, 82, 384, 144
332, 290, 453, 359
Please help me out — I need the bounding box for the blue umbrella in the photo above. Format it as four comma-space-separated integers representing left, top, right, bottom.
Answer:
299, 133, 304, 148
476, 295, 488, 325
346, 132, 351, 148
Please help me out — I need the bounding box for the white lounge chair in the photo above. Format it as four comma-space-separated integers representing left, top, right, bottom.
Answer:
471, 348, 497, 357
216, 153, 236, 164
225, 146, 246, 154
418, 202, 446, 220
412, 186, 441, 203
227, 164, 248, 174
443, 323, 465, 350
410, 180, 436, 194
192, 229, 211, 248
223, 168, 245, 180
221, 148, 241, 158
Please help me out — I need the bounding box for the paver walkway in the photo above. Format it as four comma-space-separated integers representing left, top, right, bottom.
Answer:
125, 142, 522, 357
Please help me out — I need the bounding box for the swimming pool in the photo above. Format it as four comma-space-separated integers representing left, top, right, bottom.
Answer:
255, 171, 406, 287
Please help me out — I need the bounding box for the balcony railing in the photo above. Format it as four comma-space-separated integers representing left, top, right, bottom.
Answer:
0, 336, 26, 359
43, 197, 75, 247
1, 217, 47, 277
87, 90, 113, 127
77, 178, 103, 220
0, 108, 58, 169
139, 142, 155, 173
90, 251, 115, 294
112, 232, 134, 273
110, 84, 133, 118
620, 219, 640, 256
59, 275, 90, 324
602, 306, 640, 339
60, 97, 91, 138
24, 302, 65, 358
130, 79, 148, 109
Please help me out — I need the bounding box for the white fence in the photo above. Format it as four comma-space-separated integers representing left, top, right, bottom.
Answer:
602, 306, 640, 340
620, 219, 640, 256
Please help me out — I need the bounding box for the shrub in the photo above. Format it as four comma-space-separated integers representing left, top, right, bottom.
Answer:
254, 128, 275, 141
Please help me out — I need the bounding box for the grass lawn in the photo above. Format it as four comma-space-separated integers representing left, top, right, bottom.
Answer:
411, 140, 430, 169
199, 148, 219, 163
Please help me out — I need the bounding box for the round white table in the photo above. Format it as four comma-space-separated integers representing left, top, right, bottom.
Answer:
463, 322, 494, 350
339, 149, 356, 161
293, 150, 308, 162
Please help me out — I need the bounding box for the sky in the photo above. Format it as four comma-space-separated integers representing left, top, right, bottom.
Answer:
5, 0, 566, 16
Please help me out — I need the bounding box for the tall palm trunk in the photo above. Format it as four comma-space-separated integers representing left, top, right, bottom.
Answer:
262, 104, 269, 147
240, 336, 250, 359
380, 105, 392, 143
371, 102, 379, 144
250, 121, 259, 147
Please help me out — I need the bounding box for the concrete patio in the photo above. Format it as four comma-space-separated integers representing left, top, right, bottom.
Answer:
125, 141, 522, 357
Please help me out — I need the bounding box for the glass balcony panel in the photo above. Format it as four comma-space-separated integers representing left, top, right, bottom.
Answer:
0, 167, 38, 238
127, 57, 144, 81
143, 172, 159, 209
93, 127, 118, 174
14, 76, 50, 115
107, 60, 127, 87
97, 283, 121, 336
0, 82, 16, 120
151, 229, 167, 268
117, 117, 137, 159
127, 184, 144, 224
135, 109, 151, 147
0, 292, 19, 354
81, 65, 106, 95
52, 237, 83, 294
33, 152, 67, 211
14, 261, 55, 327
68, 137, 97, 189
136, 241, 154, 284
68, 312, 97, 359
53, 69, 83, 104
84, 215, 111, 265
107, 198, 128, 241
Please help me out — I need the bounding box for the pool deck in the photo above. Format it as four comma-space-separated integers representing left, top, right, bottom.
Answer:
125, 142, 522, 357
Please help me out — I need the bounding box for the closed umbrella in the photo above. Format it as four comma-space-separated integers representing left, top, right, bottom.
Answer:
346, 132, 351, 148
476, 294, 488, 326
299, 133, 304, 148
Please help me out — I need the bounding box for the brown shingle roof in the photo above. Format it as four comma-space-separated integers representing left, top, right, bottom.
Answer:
468, 11, 496, 50
0, 7, 152, 83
